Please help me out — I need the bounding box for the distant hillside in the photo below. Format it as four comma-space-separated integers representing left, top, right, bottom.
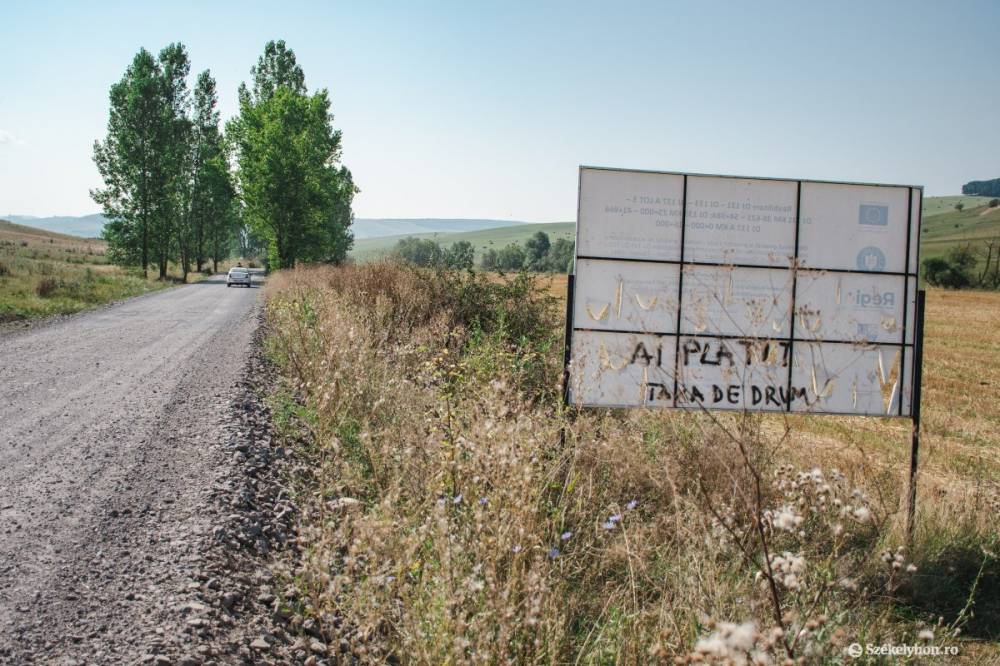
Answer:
351, 222, 576, 262
5, 215, 526, 242
920, 201, 1000, 261
352, 218, 527, 239
921, 196, 993, 218
6, 214, 107, 238
0, 218, 109, 248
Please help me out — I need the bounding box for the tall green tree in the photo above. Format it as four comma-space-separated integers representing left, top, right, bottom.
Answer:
230, 40, 355, 269
524, 231, 551, 270
188, 70, 234, 273
497, 243, 526, 270
156, 43, 192, 280
444, 240, 475, 269
92, 49, 169, 277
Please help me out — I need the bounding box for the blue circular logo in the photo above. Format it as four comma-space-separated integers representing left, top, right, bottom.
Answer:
856, 246, 886, 272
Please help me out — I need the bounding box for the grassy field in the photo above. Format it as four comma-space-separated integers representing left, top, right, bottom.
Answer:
0, 219, 224, 322
263, 263, 1000, 663
920, 202, 1000, 262
350, 221, 575, 262
921, 196, 994, 218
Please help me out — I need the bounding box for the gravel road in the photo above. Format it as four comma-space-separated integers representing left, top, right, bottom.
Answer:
0, 275, 293, 664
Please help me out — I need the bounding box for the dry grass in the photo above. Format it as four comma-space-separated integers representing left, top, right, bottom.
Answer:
265, 264, 1000, 664
0, 219, 245, 321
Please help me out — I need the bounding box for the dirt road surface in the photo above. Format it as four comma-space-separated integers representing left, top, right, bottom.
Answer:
0, 275, 278, 664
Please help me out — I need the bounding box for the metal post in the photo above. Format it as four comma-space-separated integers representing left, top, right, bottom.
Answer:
906, 289, 927, 542
562, 273, 576, 407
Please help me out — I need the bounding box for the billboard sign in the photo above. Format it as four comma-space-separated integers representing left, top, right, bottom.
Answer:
566, 166, 922, 417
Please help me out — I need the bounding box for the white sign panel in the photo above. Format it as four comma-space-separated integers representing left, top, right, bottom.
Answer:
568, 166, 922, 417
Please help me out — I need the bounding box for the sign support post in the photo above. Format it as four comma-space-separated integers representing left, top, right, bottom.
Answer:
906, 289, 927, 543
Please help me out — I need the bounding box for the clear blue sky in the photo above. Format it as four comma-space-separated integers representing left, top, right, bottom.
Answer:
2, 1, 998, 222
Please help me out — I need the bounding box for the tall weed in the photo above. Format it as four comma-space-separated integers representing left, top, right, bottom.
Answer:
265, 262, 1000, 663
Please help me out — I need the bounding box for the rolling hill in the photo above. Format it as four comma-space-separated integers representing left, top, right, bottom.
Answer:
919, 201, 1000, 261
6, 214, 530, 242
352, 218, 528, 238
350, 222, 576, 262
6, 214, 107, 238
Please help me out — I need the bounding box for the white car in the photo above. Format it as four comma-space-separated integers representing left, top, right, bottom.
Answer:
227, 267, 252, 288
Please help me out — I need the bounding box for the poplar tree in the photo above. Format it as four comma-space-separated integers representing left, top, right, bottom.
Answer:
157, 43, 192, 280
92, 49, 168, 277
188, 70, 234, 273
230, 40, 355, 269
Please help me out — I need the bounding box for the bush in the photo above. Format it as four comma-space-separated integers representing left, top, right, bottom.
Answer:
35, 277, 58, 297
923, 246, 976, 289
990, 199, 999, 208
497, 242, 526, 270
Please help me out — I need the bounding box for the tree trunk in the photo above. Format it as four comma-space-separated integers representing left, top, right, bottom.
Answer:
142, 210, 149, 279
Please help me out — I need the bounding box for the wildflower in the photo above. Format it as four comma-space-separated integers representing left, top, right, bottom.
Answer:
452, 494, 463, 505
512, 545, 522, 554
772, 506, 803, 532
608, 514, 622, 524
770, 552, 806, 590
548, 547, 560, 559
918, 629, 934, 641
561, 531, 572, 541
602, 521, 616, 530
906, 563, 918, 573
831, 523, 844, 537
626, 499, 638, 511
478, 496, 488, 506
852, 506, 871, 524
694, 621, 758, 659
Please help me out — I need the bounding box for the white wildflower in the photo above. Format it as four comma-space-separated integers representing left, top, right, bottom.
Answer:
771, 506, 803, 532
694, 621, 758, 659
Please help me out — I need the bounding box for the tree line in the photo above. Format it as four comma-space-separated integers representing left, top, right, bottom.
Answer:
923, 242, 1000, 290
393, 230, 574, 272
92, 40, 354, 279
962, 178, 1000, 197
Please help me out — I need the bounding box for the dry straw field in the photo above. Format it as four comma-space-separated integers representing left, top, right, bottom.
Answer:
264, 263, 999, 664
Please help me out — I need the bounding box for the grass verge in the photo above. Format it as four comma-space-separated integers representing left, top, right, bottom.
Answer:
264, 262, 1000, 663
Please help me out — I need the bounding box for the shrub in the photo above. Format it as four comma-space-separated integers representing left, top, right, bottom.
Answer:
990, 198, 999, 208
36, 277, 58, 297
0, 261, 8, 277
923, 246, 977, 289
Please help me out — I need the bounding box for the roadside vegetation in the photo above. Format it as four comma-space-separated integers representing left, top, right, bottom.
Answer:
0, 220, 167, 321
263, 262, 999, 663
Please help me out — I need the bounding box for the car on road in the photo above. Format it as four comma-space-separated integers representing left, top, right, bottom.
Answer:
227, 267, 252, 288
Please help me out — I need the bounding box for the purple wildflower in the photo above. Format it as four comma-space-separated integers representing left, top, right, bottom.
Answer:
561, 531, 572, 541
548, 547, 560, 559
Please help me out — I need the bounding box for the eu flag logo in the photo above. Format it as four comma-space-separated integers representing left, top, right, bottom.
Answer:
859, 204, 889, 226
